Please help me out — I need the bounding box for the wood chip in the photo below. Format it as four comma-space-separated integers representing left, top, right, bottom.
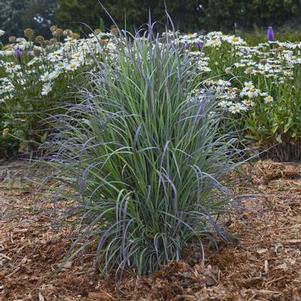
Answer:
264, 260, 269, 274
275, 263, 288, 271
257, 248, 268, 254
62, 261, 73, 269
286, 239, 301, 244
38, 292, 45, 301
88, 292, 113, 301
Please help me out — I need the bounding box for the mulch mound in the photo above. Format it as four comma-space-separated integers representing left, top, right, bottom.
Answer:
0, 160, 301, 301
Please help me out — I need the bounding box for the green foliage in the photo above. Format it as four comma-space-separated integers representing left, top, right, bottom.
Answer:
240, 30, 301, 46
0, 52, 75, 154
202, 37, 301, 161
0, 0, 58, 39
0, 32, 103, 156
55, 0, 301, 33
1, 0, 301, 38
244, 66, 301, 161
47, 29, 239, 275
55, 0, 203, 32
201, 0, 301, 31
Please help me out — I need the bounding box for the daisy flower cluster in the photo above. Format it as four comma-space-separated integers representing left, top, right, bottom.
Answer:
0, 26, 301, 157
0, 27, 120, 150
0, 77, 14, 102
181, 31, 301, 116
0, 30, 117, 100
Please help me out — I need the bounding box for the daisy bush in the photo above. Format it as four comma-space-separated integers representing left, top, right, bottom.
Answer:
1, 25, 301, 160
46, 26, 241, 275
178, 31, 301, 161
0, 27, 115, 154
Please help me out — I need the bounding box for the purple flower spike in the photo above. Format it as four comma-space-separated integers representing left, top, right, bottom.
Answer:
196, 41, 204, 51
15, 47, 23, 64
267, 26, 275, 42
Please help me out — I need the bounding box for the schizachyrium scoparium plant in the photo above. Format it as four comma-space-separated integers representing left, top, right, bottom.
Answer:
46, 23, 241, 276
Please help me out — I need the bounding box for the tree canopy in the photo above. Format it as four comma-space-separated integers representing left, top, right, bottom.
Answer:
0, 0, 57, 38
1, 0, 301, 37
54, 0, 204, 33
54, 0, 301, 33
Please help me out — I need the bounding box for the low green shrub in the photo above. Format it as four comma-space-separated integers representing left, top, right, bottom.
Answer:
46, 27, 241, 275
0, 29, 113, 156
239, 30, 301, 46
1, 26, 300, 162
55, 0, 301, 33
194, 32, 301, 161
0, 51, 76, 154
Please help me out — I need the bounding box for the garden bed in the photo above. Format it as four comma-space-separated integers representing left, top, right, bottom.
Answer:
0, 160, 301, 301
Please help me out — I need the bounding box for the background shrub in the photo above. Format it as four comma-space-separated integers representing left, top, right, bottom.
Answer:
55, 0, 301, 33
1, 0, 301, 40
201, 0, 301, 31
0, 0, 58, 40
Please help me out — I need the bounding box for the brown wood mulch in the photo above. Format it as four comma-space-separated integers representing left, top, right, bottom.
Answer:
0, 160, 301, 301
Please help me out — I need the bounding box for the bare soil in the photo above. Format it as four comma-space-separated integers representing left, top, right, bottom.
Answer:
0, 160, 301, 301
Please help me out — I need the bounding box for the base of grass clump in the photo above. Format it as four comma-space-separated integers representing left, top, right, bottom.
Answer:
259, 139, 301, 162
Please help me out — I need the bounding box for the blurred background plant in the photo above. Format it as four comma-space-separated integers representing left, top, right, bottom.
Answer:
0, 0, 58, 41
54, 0, 301, 34
1, 0, 301, 40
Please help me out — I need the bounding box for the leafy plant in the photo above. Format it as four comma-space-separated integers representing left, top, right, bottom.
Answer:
55, 0, 301, 33
0, 29, 112, 155
201, 36, 301, 161
0, 0, 57, 39
0, 51, 79, 154
46, 25, 240, 275
244, 65, 301, 161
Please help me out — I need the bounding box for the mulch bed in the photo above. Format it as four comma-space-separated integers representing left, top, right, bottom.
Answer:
0, 160, 301, 301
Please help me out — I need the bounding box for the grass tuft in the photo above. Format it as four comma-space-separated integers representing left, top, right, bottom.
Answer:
46, 24, 241, 276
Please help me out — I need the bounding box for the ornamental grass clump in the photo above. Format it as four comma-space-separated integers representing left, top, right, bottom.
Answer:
48, 25, 241, 276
